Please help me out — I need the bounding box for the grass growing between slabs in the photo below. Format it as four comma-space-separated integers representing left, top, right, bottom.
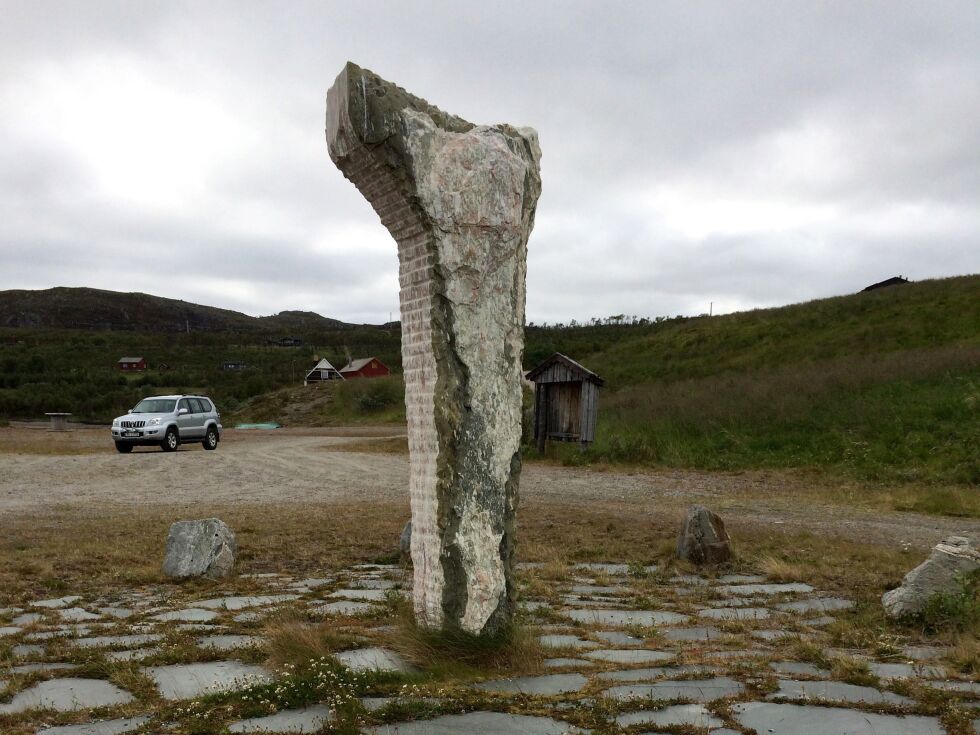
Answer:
0, 493, 978, 733
389, 597, 545, 678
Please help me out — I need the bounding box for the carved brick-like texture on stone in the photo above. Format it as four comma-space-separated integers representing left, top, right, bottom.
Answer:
327, 63, 541, 634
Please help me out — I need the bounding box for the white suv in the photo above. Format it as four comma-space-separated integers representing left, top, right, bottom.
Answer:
111, 395, 222, 453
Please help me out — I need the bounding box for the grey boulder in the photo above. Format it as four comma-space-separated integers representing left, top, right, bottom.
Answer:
163, 518, 237, 580
677, 505, 732, 565
882, 536, 979, 618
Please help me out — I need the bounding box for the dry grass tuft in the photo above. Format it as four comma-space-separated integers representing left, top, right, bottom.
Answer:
830, 655, 878, 687
789, 637, 831, 669
390, 599, 544, 677
263, 612, 362, 670
947, 632, 980, 676
756, 555, 807, 582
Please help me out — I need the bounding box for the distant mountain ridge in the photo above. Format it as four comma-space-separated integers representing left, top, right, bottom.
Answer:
0, 287, 356, 333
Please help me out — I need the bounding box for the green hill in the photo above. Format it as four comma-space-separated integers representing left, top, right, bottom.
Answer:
1, 277, 977, 490
0, 288, 401, 421
0, 286, 352, 332
526, 275, 980, 487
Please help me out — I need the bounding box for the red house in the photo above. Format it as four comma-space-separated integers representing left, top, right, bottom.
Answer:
117, 356, 147, 371
339, 357, 390, 379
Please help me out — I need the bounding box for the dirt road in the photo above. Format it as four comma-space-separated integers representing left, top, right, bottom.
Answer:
1, 427, 975, 550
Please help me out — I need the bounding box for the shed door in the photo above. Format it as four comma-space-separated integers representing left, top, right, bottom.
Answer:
547, 382, 581, 440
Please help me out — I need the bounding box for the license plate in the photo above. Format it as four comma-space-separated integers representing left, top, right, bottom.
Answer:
122, 431, 140, 437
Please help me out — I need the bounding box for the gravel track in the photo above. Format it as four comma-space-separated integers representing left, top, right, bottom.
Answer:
1, 428, 975, 550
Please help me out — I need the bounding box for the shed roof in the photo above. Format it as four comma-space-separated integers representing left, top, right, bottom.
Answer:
118, 357, 144, 363
526, 352, 604, 386
310, 358, 339, 371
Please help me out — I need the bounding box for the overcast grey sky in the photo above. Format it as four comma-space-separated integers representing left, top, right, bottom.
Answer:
1, 1, 977, 324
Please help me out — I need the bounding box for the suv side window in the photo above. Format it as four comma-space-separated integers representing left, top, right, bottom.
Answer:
177, 398, 191, 414
197, 398, 213, 413
188, 398, 204, 414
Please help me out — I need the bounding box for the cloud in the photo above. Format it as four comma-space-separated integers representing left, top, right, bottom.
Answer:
0, 1, 977, 325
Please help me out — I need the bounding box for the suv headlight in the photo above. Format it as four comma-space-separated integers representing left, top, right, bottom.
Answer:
148, 417, 162, 426
112, 417, 120, 427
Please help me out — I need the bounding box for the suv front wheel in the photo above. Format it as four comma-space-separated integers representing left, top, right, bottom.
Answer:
114, 442, 133, 454
161, 427, 180, 452
203, 426, 218, 451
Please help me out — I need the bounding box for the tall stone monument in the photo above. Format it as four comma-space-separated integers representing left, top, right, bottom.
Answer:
326, 63, 541, 635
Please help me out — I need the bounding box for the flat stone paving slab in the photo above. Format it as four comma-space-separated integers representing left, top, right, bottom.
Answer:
698, 607, 770, 621
774, 597, 855, 614
751, 629, 793, 641
604, 676, 744, 702
312, 600, 376, 616
717, 574, 766, 584
769, 678, 912, 706
596, 665, 718, 682
31, 596, 82, 609
615, 703, 724, 729
11, 662, 79, 673
105, 649, 156, 662
152, 607, 219, 622
718, 582, 814, 595
98, 607, 135, 619
769, 661, 829, 677
0, 626, 22, 636
12, 643, 44, 657
570, 584, 627, 595
351, 579, 397, 590
869, 661, 945, 679
0, 677, 134, 713
334, 647, 413, 673
143, 660, 272, 700
475, 673, 589, 695
564, 609, 688, 627
26, 626, 94, 641
36, 715, 150, 735
228, 705, 334, 733
584, 649, 674, 664
73, 633, 163, 649
575, 563, 631, 574
12, 612, 44, 625
593, 630, 644, 646
196, 594, 299, 610
328, 588, 390, 601
544, 657, 593, 668
197, 634, 265, 651
733, 701, 944, 735
664, 626, 724, 642
928, 680, 980, 694
539, 634, 600, 649
58, 607, 101, 622
902, 645, 949, 661
366, 711, 587, 734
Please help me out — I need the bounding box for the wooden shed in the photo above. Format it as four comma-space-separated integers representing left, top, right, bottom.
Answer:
340, 357, 391, 379
526, 353, 604, 449
117, 356, 147, 371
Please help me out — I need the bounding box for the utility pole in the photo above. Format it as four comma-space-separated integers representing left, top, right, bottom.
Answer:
709, 302, 713, 317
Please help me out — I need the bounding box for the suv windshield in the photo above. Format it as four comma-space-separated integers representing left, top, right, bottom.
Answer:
132, 398, 177, 414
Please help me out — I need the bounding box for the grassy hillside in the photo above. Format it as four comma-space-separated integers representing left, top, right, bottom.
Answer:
1, 276, 977, 490
0, 326, 401, 422
529, 275, 980, 488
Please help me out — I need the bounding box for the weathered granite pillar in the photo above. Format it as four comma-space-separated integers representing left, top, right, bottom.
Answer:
326, 63, 541, 635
